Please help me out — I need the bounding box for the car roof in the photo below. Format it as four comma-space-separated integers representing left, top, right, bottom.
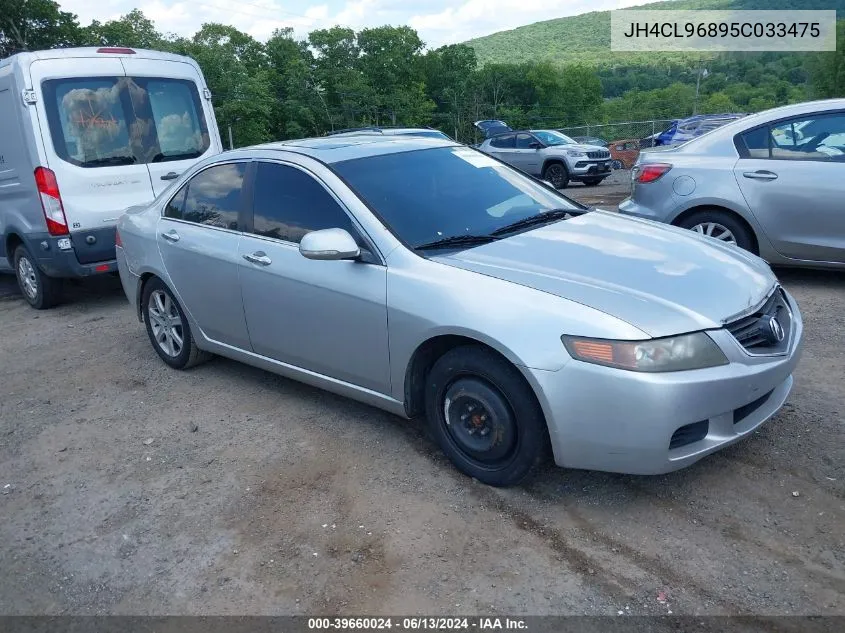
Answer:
245, 135, 460, 164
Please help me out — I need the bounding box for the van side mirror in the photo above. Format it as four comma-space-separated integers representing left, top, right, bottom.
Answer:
299, 228, 360, 261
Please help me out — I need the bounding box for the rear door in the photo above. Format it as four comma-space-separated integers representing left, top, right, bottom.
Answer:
486, 134, 517, 166
30, 58, 154, 260
511, 133, 542, 175
120, 56, 220, 196
157, 161, 251, 349
734, 112, 845, 263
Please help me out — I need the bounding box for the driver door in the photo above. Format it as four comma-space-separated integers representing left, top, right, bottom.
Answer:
734, 112, 845, 263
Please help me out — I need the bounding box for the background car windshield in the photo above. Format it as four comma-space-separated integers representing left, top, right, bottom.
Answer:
533, 131, 575, 146
333, 147, 579, 248
42, 76, 210, 168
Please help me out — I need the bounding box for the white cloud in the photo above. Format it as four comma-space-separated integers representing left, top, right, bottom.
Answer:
56, 0, 652, 48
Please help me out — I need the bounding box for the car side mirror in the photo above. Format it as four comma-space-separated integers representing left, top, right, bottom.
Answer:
299, 228, 360, 261
529, 141, 542, 149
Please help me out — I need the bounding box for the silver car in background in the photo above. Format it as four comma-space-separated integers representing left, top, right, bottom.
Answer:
116, 135, 802, 486
478, 129, 612, 188
619, 99, 845, 268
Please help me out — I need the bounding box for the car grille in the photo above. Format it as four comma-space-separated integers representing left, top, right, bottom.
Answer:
724, 288, 792, 354
733, 389, 774, 425
587, 150, 610, 159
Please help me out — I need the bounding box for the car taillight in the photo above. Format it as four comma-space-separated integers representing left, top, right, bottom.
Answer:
115, 228, 122, 247
97, 47, 136, 54
635, 163, 672, 183
34, 167, 69, 236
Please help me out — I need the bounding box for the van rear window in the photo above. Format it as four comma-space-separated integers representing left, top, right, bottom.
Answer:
41, 76, 211, 168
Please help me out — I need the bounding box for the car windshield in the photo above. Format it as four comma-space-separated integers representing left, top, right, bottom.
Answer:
533, 130, 576, 146
332, 147, 584, 249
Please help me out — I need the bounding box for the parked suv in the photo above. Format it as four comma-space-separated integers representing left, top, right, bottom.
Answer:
478, 130, 611, 188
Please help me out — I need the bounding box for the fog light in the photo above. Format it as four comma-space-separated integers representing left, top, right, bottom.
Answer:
57, 238, 72, 250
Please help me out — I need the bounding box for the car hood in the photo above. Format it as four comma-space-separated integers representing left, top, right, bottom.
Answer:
549, 143, 607, 153
431, 211, 776, 338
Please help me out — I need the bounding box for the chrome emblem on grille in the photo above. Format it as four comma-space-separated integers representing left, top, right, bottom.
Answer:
762, 315, 785, 344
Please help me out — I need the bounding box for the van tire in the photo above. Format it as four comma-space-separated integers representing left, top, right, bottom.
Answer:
14, 245, 62, 310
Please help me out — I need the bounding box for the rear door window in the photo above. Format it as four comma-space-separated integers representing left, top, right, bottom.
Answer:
42, 76, 210, 168
165, 163, 245, 230
490, 134, 515, 149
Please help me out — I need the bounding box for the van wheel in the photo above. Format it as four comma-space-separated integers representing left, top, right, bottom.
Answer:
142, 277, 210, 369
424, 345, 550, 487
542, 162, 569, 189
14, 245, 62, 310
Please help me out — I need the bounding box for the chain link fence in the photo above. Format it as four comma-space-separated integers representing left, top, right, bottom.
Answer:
558, 120, 674, 147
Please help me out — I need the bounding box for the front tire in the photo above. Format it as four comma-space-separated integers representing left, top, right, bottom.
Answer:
142, 277, 210, 369
542, 162, 569, 189
676, 209, 756, 253
425, 345, 550, 487
14, 245, 62, 310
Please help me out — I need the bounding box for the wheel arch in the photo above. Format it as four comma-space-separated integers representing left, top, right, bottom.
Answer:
4, 232, 25, 264
670, 204, 760, 255
402, 333, 536, 420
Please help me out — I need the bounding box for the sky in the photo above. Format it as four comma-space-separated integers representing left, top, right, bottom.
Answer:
58, 0, 648, 48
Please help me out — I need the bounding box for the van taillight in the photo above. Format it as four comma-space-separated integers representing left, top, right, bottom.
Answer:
97, 47, 136, 54
115, 228, 122, 247
34, 167, 69, 236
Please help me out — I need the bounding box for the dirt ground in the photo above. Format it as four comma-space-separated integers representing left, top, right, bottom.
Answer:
0, 199, 843, 616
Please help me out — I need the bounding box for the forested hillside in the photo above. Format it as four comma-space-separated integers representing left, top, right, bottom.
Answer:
467, 0, 845, 67
1, 0, 843, 145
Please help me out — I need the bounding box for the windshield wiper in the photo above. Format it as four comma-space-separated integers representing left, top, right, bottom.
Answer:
490, 208, 576, 237
415, 234, 500, 251
152, 151, 202, 163
82, 156, 137, 167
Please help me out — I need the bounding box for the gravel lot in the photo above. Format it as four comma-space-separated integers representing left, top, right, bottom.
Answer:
0, 193, 843, 616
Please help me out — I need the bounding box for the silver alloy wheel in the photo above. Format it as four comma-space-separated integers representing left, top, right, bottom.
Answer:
17, 256, 38, 300
148, 290, 184, 357
691, 222, 737, 245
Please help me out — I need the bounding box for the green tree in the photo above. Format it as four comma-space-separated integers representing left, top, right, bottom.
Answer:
0, 0, 82, 57
83, 9, 164, 49
808, 20, 845, 99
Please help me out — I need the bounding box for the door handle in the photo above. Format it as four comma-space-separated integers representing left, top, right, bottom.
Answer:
160, 171, 180, 181
161, 230, 180, 242
743, 170, 778, 181
243, 252, 272, 266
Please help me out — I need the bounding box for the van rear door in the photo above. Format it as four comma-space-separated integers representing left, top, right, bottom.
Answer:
120, 57, 220, 196
30, 58, 156, 262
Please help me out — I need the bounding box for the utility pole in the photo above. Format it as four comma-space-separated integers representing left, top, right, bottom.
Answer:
228, 124, 234, 150
693, 56, 703, 115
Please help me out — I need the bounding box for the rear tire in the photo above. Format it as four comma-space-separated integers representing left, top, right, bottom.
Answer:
542, 162, 569, 189
14, 245, 62, 310
424, 345, 550, 487
676, 209, 756, 254
142, 277, 211, 369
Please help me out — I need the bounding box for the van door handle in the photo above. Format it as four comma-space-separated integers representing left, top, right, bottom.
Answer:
743, 170, 778, 181
161, 172, 180, 181
243, 252, 272, 266
161, 230, 180, 242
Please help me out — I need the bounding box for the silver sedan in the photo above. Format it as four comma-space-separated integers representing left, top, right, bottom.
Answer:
620, 99, 845, 268
116, 135, 803, 486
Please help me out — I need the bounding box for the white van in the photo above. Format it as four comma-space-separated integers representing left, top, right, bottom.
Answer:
0, 47, 223, 308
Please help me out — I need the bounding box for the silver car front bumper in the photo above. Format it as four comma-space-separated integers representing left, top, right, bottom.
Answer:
524, 291, 804, 475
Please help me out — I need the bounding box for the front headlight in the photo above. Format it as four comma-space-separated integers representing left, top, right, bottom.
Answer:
561, 332, 728, 372
566, 150, 586, 157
